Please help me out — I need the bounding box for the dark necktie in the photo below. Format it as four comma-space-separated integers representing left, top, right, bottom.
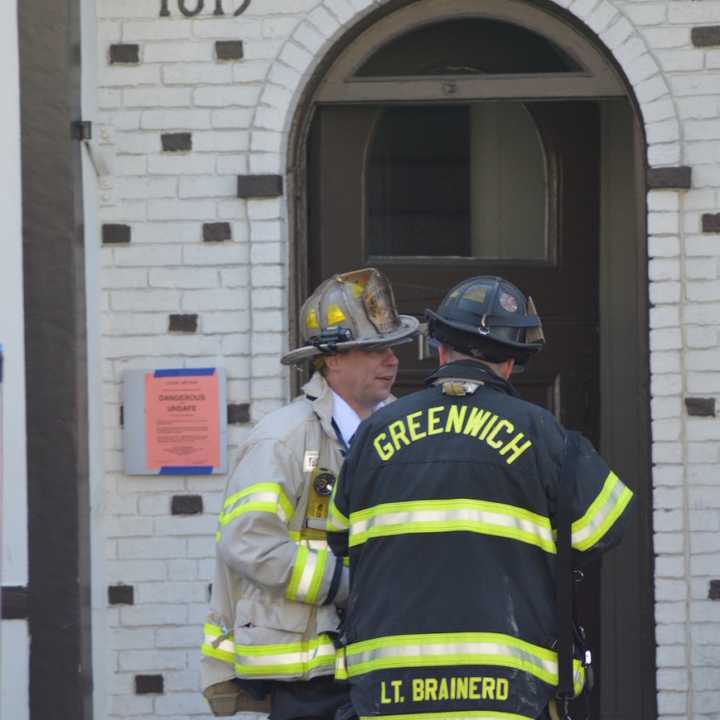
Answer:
331, 418, 350, 456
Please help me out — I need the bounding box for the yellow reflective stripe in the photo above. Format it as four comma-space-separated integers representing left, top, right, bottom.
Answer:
571, 472, 633, 552
219, 483, 294, 527
202, 626, 336, 676
286, 545, 309, 601
234, 634, 336, 677
306, 549, 329, 605
287, 546, 329, 604
327, 498, 350, 532
201, 623, 234, 665
224, 483, 294, 520
573, 659, 585, 696
349, 499, 555, 554
224, 483, 292, 514
335, 647, 348, 680
345, 632, 558, 686
360, 713, 532, 720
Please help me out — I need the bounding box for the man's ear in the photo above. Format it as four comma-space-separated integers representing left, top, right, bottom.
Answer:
324, 354, 340, 372
501, 358, 515, 379
437, 344, 449, 366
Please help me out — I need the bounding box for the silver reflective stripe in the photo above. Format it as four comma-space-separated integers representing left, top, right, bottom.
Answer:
201, 624, 235, 665
574, 661, 585, 694
296, 549, 320, 600
328, 501, 350, 531
350, 501, 554, 552
205, 632, 235, 656
235, 638, 336, 668
347, 639, 556, 679
224, 490, 290, 523
571, 472, 625, 549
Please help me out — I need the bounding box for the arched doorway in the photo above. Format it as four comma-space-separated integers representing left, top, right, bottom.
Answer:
288, 1, 655, 716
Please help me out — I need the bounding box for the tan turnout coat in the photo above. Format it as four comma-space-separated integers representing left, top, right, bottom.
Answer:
200, 373, 350, 690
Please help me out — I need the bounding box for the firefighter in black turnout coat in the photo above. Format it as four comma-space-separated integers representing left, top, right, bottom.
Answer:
327, 276, 634, 720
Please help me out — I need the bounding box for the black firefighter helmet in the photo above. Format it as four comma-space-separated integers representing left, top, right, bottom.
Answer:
426, 276, 545, 368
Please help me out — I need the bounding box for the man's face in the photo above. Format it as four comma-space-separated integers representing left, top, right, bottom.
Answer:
325, 347, 399, 416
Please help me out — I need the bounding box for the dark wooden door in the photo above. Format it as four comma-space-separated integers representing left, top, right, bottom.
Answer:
309, 101, 600, 431
308, 100, 606, 714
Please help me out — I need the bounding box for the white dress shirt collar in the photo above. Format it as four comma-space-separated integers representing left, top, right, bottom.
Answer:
331, 391, 362, 449
331, 391, 387, 448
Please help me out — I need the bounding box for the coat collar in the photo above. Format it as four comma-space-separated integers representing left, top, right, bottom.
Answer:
424, 360, 520, 398
301, 372, 337, 441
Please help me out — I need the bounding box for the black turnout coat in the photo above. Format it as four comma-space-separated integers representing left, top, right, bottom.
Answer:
328, 360, 634, 720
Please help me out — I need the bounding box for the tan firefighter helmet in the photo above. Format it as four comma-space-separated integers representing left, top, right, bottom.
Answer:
281, 268, 419, 365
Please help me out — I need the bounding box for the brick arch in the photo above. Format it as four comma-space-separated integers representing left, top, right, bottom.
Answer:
252, 0, 680, 173
269, 5, 660, 718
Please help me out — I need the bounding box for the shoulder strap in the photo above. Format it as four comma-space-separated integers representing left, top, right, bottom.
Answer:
556, 431, 580, 701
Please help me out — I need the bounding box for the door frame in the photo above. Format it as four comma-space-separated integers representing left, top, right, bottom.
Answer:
286, 3, 655, 715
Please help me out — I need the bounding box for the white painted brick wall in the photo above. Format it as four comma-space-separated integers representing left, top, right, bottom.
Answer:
93, 0, 720, 716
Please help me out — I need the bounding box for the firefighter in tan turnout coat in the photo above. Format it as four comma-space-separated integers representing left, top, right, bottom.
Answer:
201, 269, 418, 720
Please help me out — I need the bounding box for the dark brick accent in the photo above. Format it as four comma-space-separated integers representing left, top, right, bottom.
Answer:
119, 405, 124, 427
710, 580, 720, 600
1, 586, 29, 619
702, 213, 720, 233
102, 224, 131, 245
171, 495, 203, 515
692, 26, 720, 47
161, 132, 192, 152
168, 313, 198, 333
71, 120, 92, 141
647, 166, 692, 190
685, 397, 716, 417
237, 175, 283, 198
228, 403, 251, 424
135, 675, 164, 695
216, 40, 244, 60
109, 43, 140, 64
203, 222, 232, 242
108, 584, 134, 605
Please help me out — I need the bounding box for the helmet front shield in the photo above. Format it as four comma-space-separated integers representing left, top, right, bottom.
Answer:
281, 267, 419, 365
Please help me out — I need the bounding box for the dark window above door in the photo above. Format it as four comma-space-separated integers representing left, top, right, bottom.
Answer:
313, 0, 626, 102
357, 18, 582, 77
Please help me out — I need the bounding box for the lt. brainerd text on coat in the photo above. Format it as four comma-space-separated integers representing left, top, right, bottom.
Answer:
380, 676, 510, 705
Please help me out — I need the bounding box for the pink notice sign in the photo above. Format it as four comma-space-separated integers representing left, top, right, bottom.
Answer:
145, 371, 220, 470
